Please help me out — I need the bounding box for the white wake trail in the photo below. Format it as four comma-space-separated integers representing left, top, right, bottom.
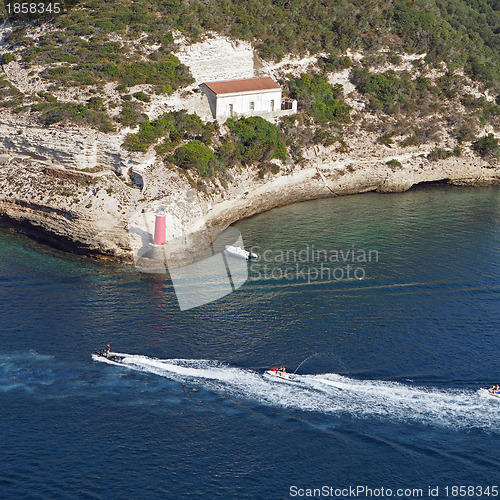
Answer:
93, 353, 500, 431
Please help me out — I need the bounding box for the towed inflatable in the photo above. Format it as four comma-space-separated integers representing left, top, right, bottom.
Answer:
264, 368, 299, 383
89, 350, 500, 431
478, 386, 500, 400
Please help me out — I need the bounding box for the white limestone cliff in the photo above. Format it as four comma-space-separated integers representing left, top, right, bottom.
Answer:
0, 30, 498, 263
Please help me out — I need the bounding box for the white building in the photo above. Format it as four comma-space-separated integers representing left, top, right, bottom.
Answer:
199, 77, 297, 122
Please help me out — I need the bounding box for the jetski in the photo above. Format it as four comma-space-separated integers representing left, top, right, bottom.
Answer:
93, 349, 126, 364
478, 386, 500, 400
264, 368, 299, 383
224, 245, 258, 260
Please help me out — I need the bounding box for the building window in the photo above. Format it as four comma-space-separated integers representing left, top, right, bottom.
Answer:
249, 101, 255, 111
270, 100, 275, 112
228, 104, 233, 116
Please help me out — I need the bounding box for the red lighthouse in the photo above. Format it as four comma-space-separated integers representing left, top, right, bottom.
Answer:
153, 213, 166, 245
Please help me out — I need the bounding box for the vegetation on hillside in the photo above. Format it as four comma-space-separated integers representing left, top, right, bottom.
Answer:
122, 112, 287, 179
0, 74, 23, 108
349, 63, 500, 150
173, 140, 215, 177
27, 92, 114, 131
0, 0, 498, 170
225, 116, 287, 164
123, 110, 216, 153
1, 0, 500, 92
287, 74, 351, 125
473, 133, 499, 158
14, 3, 500, 77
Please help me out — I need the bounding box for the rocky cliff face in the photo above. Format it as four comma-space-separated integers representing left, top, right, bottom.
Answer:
0, 30, 498, 263
175, 35, 255, 83
0, 133, 498, 264
0, 115, 143, 173
199, 141, 500, 230
0, 157, 139, 259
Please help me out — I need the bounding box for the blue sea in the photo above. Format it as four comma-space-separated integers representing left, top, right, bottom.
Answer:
1, 185, 499, 499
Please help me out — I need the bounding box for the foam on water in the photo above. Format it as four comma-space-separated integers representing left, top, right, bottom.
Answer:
94, 353, 500, 432
0, 351, 57, 393
3, 351, 498, 431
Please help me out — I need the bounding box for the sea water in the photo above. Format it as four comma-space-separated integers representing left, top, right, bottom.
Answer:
0, 185, 499, 499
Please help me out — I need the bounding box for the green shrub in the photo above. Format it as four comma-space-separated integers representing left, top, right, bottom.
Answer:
32, 101, 115, 132
132, 91, 151, 103
173, 140, 214, 176
37, 91, 57, 102
352, 68, 442, 116
118, 57, 193, 89
415, 76, 430, 92
393, 3, 436, 44
118, 102, 146, 127
355, 70, 400, 103
123, 120, 159, 152
386, 159, 402, 170
258, 161, 280, 178
472, 134, 499, 157
427, 147, 461, 161
1, 53, 14, 65
377, 132, 395, 146
31, 34, 193, 91
0, 75, 23, 106
122, 134, 147, 152
287, 74, 351, 124
155, 84, 173, 95
87, 96, 105, 111
319, 54, 352, 72
226, 116, 287, 164
122, 110, 215, 152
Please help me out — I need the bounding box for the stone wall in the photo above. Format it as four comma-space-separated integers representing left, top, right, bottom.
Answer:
43, 165, 96, 181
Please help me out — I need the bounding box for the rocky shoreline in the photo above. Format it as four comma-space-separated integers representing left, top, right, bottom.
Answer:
1, 28, 498, 265
1, 141, 498, 265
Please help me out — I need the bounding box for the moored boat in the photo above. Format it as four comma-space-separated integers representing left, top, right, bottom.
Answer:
224, 245, 258, 260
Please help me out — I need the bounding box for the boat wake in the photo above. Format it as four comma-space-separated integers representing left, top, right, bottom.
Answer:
93, 353, 500, 432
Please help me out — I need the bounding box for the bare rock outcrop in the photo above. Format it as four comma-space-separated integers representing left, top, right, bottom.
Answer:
0, 117, 130, 172
0, 29, 498, 263
0, 159, 140, 259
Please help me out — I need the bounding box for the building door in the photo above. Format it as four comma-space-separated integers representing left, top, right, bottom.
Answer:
228, 104, 233, 116
270, 100, 275, 112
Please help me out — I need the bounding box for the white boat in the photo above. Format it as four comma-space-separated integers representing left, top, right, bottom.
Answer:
224, 245, 258, 260
478, 387, 500, 400
264, 368, 299, 383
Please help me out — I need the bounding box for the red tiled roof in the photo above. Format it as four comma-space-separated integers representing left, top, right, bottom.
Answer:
201, 77, 281, 95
